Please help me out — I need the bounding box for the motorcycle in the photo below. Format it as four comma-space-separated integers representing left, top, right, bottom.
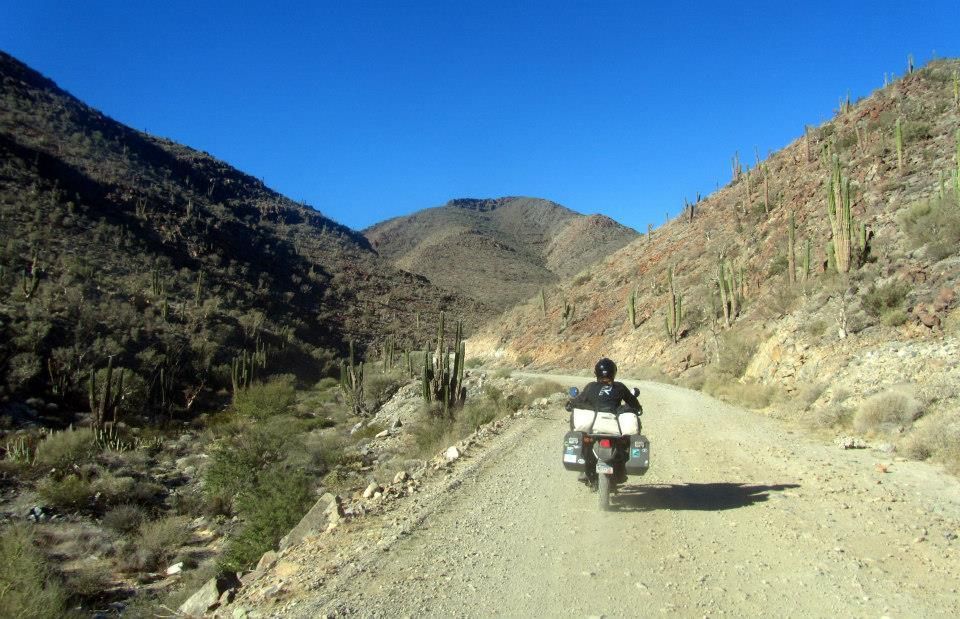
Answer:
562, 386, 650, 511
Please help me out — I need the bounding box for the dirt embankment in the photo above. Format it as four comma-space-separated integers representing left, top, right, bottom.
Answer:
223, 376, 960, 617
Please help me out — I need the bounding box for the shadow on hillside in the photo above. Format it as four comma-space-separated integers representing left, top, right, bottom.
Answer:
612, 482, 799, 512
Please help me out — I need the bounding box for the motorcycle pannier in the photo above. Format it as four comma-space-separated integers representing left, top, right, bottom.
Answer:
618, 412, 640, 435
562, 431, 587, 471
625, 434, 650, 475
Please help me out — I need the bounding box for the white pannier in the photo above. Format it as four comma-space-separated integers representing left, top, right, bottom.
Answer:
571, 408, 640, 436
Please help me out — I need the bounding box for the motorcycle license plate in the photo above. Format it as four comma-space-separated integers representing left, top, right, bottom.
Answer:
596, 462, 613, 474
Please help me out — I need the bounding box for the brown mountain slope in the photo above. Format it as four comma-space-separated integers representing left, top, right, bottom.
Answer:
0, 50, 487, 420
364, 197, 638, 309
468, 59, 960, 465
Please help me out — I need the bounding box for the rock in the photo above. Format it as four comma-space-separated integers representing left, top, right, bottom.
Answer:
444, 446, 461, 462
374, 429, 390, 439
393, 470, 408, 484
256, 551, 277, 572
273, 560, 300, 579
363, 483, 380, 499
278, 493, 338, 550
26, 506, 49, 522
349, 422, 364, 435
232, 607, 249, 619
391, 417, 402, 429
178, 573, 241, 616
835, 436, 867, 449
218, 588, 236, 607
165, 562, 184, 576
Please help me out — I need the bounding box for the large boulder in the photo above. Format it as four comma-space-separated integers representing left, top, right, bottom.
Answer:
278, 492, 339, 550
178, 573, 241, 617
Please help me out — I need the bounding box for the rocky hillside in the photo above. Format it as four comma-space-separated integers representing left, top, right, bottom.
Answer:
468, 59, 960, 468
0, 51, 487, 422
364, 197, 637, 309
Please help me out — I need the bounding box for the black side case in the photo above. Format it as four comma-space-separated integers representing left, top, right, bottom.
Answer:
562, 431, 586, 471
625, 434, 650, 475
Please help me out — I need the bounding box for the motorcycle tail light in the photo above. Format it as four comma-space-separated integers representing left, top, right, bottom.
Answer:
599, 439, 612, 448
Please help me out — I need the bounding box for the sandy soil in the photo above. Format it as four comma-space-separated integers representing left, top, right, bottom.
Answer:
228, 376, 960, 618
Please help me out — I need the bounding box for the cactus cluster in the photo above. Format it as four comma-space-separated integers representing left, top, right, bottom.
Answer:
382, 336, 396, 371
716, 257, 742, 328
89, 357, 124, 430
422, 312, 466, 416
664, 267, 684, 343
339, 340, 365, 416
826, 155, 859, 273
232, 341, 267, 397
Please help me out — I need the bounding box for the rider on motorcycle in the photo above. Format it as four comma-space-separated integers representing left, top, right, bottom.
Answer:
566, 358, 641, 424
566, 358, 642, 484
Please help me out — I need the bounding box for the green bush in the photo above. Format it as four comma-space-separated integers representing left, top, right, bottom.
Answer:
0, 525, 67, 619
33, 427, 96, 470
880, 308, 909, 326
37, 474, 95, 510
460, 400, 499, 431
220, 466, 314, 572
125, 516, 191, 572
862, 281, 911, 318
526, 380, 564, 401
232, 376, 296, 420
899, 194, 960, 260
102, 504, 146, 535
204, 416, 303, 501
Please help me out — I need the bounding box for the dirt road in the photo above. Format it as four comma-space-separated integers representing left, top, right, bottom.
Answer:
238, 377, 960, 617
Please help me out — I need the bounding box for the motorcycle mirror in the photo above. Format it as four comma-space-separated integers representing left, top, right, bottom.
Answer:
568, 387, 580, 397
633, 387, 640, 397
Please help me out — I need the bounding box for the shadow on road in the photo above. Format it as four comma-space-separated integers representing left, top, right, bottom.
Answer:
613, 482, 799, 512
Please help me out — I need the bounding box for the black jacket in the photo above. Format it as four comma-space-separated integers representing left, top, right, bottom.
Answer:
568, 380, 641, 414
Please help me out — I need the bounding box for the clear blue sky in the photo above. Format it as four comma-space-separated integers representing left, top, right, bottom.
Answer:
2, 1, 957, 232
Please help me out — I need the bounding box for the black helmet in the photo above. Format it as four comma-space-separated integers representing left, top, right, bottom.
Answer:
594, 358, 617, 381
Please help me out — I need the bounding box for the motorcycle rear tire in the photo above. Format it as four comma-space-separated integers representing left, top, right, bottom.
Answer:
598, 473, 611, 511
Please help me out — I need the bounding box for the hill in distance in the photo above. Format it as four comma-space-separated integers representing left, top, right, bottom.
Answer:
364, 196, 638, 310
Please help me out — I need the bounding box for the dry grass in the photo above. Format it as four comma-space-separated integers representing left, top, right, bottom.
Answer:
0, 524, 68, 619
33, 427, 96, 470
900, 411, 960, 472
124, 515, 191, 572
853, 389, 923, 434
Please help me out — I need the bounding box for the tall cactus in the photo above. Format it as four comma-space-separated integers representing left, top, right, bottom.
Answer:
801, 239, 811, 284
827, 155, 855, 273
664, 267, 684, 343
339, 340, 365, 416
895, 118, 904, 170
627, 291, 637, 329
424, 312, 466, 415
955, 128, 960, 206
539, 287, 546, 317
89, 357, 124, 429
787, 212, 797, 285
716, 257, 741, 328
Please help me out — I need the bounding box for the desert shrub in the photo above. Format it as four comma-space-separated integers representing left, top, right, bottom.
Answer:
364, 371, 403, 410
102, 504, 146, 535
464, 357, 484, 369
37, 474, 95, 510
807, 403, 853, 429
125, 515, 191, 572
220, 466, 314, 572
231, 376, 296, 420
204, 416, 303, 502
705, 380, 777, 409
516, 353, 534, 367
0, 524, 67, 619
861, 281, 911, 318
899, 195, 960, 260
313, 376, 339, 391
777, 381, 827, 417
900, 412, 960, 472
526, 380, 564, 400
411, 414, 456, 458
459, 399, 499, 432
880, 308, 909, 326
805, 319, 828, 338
91, 474, 136, 505
853, 389, 923, 433
493, 367, 512, 378
33, 427, 97, 470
